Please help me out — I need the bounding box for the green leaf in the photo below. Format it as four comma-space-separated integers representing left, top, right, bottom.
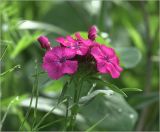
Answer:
11, 31, 41, 58
79, 90, 114, 104
80, 93, 138, 131
89, 77, 127, 97
42, 80, 64, 93
122, 88, 142, 92
86, 114, 109, 132
115, 47, 142, 68
71, 32, 111, 46
149, 15, 159, 38
32, 97, 66, 130
1, 96, 23, 124
1, 95, 28, 107
122, 20, 145, 53
15, 108, 31, 131
19, 62, 40, 131
1, 95, 29, 130
18, 20, 68, 35
20, 97, 65, 116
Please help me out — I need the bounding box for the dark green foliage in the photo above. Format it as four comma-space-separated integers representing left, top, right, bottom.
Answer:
0, 0, 159, 131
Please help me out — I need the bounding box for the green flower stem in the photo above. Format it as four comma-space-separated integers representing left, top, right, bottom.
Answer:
64, 97, 70, 130
68, 77, 83, 131
33, 99, 66, 130
31, 60, 39, 130
19, 60, 39, 131
66, 66, 93, 131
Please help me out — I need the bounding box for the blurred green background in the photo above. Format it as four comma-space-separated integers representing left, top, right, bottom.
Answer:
0, 0, 159, 131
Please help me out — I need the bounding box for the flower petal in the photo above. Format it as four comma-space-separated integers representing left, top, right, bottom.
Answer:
38, 36, 51, 50
97, 61, 108, 73
75, 32, 83, 40
56, 37, 71, 47
100, 45, 115, 58
88, 25, 97, 41
110, 57, 123, 72
66, 36, 75, 42
42, 58, 64, 80
62, 60, 78, 74
83, 39, 93, 46
106, 63, 120, 78
91, 46, 104, 60
63, 48, 76, 59
51, 46, 63, 58
43, 49, 59, 63
47, 65, 64, 80
77, 46, 89, 55
55, 37, 65, 43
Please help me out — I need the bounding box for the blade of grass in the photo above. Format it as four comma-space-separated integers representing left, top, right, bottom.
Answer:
11, 31, 41, 58
67, 77, 84, 130
33, 99, 66, 130
86, 114, 109, 132
0, 65, 21, 77
19, 60, 39, 131
31, 60, 39, 130
64, 97, 70, 130
37, 119, 64, 131
87, 83, 97, 95
0, 40, 13, 45
1, 95, 28, 107
16, 108, 31, 131
58, 81, 69, 104
0, 45, 8, 61
33, 79, 70, 130
32, 71, 45, 77
33, 60, 39, 118
19, 92, 34, 130
0, 96, 19, 130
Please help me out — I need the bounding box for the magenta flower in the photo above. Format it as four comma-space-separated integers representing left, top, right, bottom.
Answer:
56, 33, 92, 56
39, 25, 123, 80
38, 36, 51, 50
42, 46, 78, 80
88, 25, 97, 41
91, 45, 123, 78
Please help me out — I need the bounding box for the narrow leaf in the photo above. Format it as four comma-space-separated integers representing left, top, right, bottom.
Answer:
89, 77, 127, 97
79, 90, 114, 104
1, 96, 20, 129
86, 114, 109, 132
11, 31, 41, 58
58, 82, 69, 104
37, 119, 63, 130
122, 88, 142, 92
18, 20, 68, 35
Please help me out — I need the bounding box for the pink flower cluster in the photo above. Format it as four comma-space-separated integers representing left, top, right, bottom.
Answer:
38, 26, 122, 80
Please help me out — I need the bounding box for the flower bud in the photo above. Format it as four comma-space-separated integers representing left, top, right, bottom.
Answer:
88, 25, 97, 41
38, 36, 51, 50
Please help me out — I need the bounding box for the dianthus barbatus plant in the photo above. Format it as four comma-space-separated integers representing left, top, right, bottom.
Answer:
37, 26, 124, 130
